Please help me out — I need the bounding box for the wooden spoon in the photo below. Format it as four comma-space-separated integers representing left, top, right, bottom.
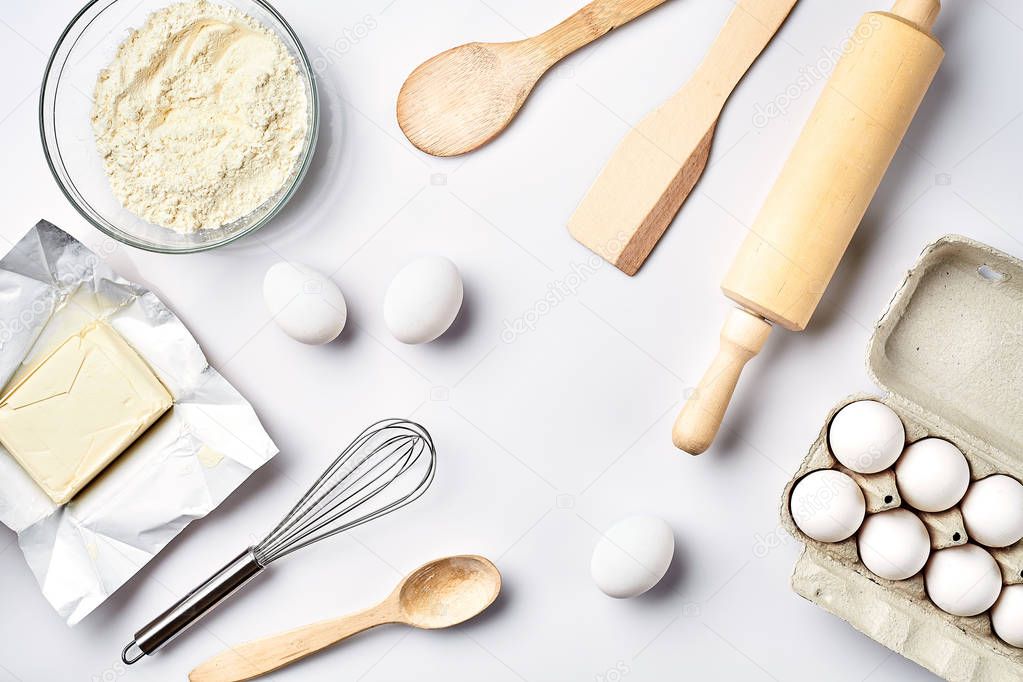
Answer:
188, 555, 501, 682
397, 0, 669, 157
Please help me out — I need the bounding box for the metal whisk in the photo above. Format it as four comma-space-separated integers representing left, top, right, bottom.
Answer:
121, 419, 436, 664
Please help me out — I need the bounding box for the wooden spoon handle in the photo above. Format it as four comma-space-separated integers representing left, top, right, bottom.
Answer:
188, 606, 394, 682
535, 0, 669, 64
672, 308, 772, 455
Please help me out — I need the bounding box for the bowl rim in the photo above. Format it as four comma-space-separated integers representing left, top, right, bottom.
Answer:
38, 0, 320, 254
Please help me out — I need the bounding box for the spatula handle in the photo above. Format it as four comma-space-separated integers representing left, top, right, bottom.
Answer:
672, 308, 772, 455
188, 605, 394, 682
681, 0, 800, 101
536, 0, 669, 63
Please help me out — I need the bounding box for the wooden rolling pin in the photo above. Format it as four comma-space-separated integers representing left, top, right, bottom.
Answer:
673, 0, 944, 455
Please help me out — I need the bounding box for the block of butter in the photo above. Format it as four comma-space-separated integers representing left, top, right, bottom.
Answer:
0, 321, 173, 505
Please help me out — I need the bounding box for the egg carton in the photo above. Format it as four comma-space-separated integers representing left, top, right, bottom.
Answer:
780, 235, 1023, 681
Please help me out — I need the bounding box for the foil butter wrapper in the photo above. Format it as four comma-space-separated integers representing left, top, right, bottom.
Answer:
0, 220, 277, 624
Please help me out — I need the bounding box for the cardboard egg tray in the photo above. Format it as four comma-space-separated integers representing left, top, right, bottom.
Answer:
780, 235, 1023, 681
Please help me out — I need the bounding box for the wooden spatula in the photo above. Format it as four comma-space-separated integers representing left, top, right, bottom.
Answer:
568, 0, 799, 275
397, 0, 670, 157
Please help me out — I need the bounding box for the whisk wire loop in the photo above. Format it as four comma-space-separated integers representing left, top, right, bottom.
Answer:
254, 419, 436, 564
260, 439, 415, 557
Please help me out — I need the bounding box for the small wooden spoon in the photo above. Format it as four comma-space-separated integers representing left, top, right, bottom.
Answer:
397, 0, 669, 157
188, 556, 501, 682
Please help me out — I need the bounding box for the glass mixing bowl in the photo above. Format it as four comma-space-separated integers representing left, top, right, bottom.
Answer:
40, 0, 319, 253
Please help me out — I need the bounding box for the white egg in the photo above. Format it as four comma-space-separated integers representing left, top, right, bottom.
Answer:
895, 438, 970, 513
591, 515, 674, 599
925, 544, 1002, 617
857, 509, 931, 581
961, 475, 1023, 548
790, 469, 866, 543
384, 256, 463, 344
828, 400, 905, 474
992, 584, 1023, 648
263, 262, 347, 345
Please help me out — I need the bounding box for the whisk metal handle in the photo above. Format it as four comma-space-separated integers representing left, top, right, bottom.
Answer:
121, 549, 264, 665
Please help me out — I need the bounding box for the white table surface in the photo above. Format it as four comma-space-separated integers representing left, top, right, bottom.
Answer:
0, 1, 1020, 680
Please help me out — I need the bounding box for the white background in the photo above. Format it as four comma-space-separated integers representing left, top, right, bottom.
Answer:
0, 0, 1021, 680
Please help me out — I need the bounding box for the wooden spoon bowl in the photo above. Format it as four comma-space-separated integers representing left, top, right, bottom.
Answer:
399, 555, 502, 628
397, 41, 544, 158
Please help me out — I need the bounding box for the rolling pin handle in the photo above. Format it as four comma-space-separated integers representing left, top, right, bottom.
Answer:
891, 0, 941, 31
672, 308, 772, 455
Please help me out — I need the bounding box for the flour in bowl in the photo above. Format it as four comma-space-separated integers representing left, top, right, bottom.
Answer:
91, 1, 309, 233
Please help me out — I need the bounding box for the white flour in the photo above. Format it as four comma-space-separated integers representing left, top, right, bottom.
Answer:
91, 1, 309, 233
